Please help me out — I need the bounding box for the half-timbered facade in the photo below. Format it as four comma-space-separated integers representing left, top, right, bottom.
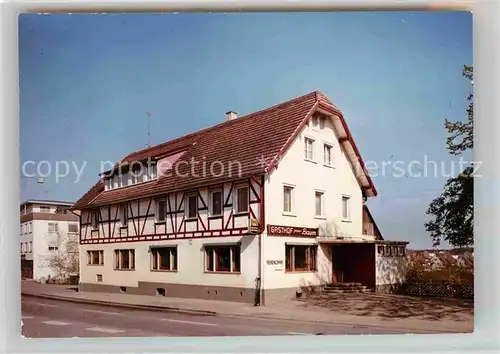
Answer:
72, 91, 408, 304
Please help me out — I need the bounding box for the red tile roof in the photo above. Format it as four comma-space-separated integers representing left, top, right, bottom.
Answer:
72, 91, 377, 210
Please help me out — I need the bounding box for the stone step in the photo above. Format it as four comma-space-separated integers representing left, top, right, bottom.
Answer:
325, 282, 364, 289
322, 287, 372, 294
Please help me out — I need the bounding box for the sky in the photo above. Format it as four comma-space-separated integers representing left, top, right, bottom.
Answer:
19, 12, 473, 250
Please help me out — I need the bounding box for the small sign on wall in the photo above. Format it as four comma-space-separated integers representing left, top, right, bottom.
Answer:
266, 259, 284, 271
267, 224, 318, 237
249, 218, 260, 234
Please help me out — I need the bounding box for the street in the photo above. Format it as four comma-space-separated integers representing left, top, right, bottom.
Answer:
21, 296, 412, 337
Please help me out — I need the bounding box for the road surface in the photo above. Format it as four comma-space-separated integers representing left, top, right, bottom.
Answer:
21, 296, 411, 338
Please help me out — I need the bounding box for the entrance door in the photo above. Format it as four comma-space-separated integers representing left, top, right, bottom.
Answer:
331, 246, 344, 283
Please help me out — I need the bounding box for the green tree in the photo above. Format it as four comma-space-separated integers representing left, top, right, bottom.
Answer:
425, 65, 474, 247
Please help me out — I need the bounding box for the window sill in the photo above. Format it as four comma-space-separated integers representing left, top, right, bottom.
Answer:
119, 226, 128, 229
185, 217, 197, 222
154, 221, 166, 225
304, 158, 317, 164
208, 215, 223, 220
314, 216, 327, 220
323, 164, 335, 169
151, 269, 178, 273
233, 211, 249, 216
285, 270, 318, 274
204, 271, 241, 275
341, 219, 352, 223
87, 264, 104, 266
113, 268, 135, 271
282, 212, 297, 217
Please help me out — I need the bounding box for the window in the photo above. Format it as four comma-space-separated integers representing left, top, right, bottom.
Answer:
28, 222, 32, 233
324, 144, 333, 166
120, 203, 128, 227
87, 250, 104, 265
283, 185, 293, 214
48, 245, 58, 251
91, 210, 99, 229
122, 172, 129, 187
235, 186, 249, 213
378, 245, 385, 255
315, 191, 324, 217
319, 116, 326, 129
68, 224, 79, 233
342, 196, 350, 220
40, 206, 50, 213
113, 175, 119, 189
149, 163, 157, 179
131, 167, 139, 184
151, 247, 178, 271
29, 241, 32, 253
156, 199, 166, 222
285, 245, 317, 272
114, 249, 135, 270
312, 116, 319, 128
186, 194, 198, 219
48, 223, 59, 233
205, 245, 241, 273
210, 189, 223, 216
304, 138, 314, 160
105, 178, 112, 190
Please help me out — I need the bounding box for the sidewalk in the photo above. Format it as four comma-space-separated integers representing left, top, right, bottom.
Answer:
21, 281, 473, 334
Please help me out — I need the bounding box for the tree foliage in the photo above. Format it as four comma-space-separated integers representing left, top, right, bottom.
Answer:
425, 65, 474, 247
45, 230, 79, 281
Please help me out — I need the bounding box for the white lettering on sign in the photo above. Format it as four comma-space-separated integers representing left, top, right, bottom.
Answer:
267, 224, 318, 237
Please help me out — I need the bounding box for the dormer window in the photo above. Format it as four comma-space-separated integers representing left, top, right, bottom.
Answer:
105, 161, 157, 191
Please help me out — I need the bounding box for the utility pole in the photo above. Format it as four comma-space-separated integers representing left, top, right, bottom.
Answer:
146, 111, 152, 148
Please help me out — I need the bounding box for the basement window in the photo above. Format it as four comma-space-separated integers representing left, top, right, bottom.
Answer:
286, 244, 317, 272
205, 245, 240, 273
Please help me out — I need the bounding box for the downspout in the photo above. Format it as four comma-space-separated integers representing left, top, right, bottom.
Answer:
254, 175, 265, 306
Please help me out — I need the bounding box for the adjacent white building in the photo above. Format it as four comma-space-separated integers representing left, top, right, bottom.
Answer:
20, 200, 80, 281
71, 91, 408, 304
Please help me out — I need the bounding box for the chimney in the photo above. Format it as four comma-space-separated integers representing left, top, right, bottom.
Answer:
226, 111, 238, 121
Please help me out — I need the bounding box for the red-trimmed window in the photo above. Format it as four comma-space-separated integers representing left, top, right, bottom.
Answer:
285, 245, 317, 272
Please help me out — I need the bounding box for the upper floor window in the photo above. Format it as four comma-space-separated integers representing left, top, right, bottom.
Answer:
210, 189, 223, 216
156, 199, 166, 222
324, 144, 333, 166
68, 224, 79, 234
342, 195, 351, 221
315, 191, 324, 218
185, 193, 198, 219
283, 185, 294, 214
40, 206, 50, 213
105, 162, 157, 191
311, 116, 319, 129
319, 116, 326, 129
48, 223, 59, 233
235, 186, 249, 214
304, 138, 315, 161
120, 203, 128, 227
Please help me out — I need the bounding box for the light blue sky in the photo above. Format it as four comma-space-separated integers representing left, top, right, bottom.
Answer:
19, 12, 473, 249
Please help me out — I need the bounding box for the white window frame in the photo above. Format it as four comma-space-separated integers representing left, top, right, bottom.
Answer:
48, 222, 59, 233
185, 193, 198, 220
149, 163, 157, 179
283, 184, 295, 216
319, 116, 326, 129
234, 185, 249, 214
304, 137, 315, 162
209, 188, 223, 217
314, 190, 325, 219
113, 175, 119, 189
91, 210, 99, 230
151, 246, 178, 272
87, 250, 104, 265
156, 199, 166, 223
323, 143, 333, 167
204, 244, 241, 273
114, 249, 135, 270
342, 195, 351, 221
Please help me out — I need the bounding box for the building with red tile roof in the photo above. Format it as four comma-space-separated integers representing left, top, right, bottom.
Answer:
73, 91, 408, 304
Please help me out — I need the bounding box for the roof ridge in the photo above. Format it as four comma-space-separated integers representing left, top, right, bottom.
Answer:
122, 91, 319, 161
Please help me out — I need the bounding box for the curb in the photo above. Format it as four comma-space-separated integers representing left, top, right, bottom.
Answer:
21, 292, 217, 317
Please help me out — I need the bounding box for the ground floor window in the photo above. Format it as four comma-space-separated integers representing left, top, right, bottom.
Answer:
87, 250, 104, 265
151, 246, 178, 271
205, 244, 240, 273
286, 244, 317, 272
114, 249, 135, 270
